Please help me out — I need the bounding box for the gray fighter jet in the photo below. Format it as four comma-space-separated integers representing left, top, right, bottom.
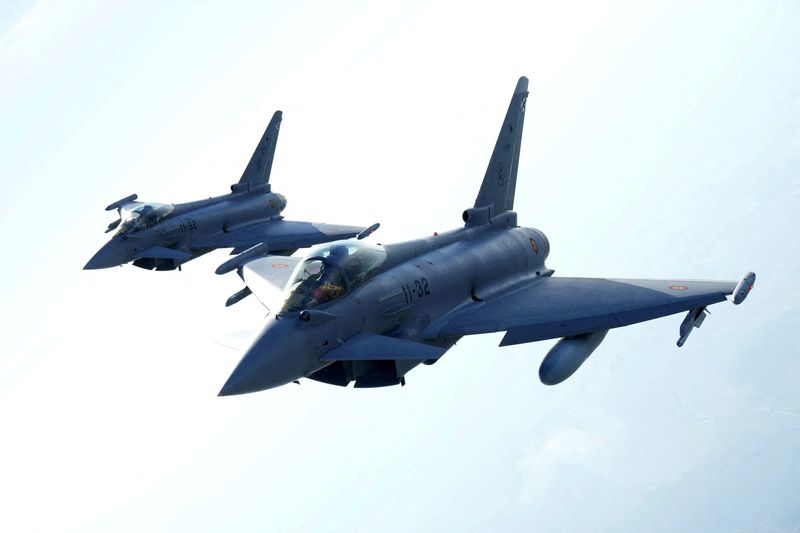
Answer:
85, 111, 368, 273
218, 77, 756, 396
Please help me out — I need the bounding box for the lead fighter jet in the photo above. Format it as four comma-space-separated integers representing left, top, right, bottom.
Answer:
85, 111, 369, 273
218, 77, 756, 395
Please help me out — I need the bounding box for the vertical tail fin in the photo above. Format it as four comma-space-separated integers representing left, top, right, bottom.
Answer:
233, 110, 282, 193
473, 77, 528, 215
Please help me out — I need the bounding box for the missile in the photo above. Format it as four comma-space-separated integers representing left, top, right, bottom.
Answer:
676, 306, 708, 347
105, 194, 138, 211
105, 219, 121, 233
357, 223, 380, 240
225, 286, 253, 307
215, 243, 271, 275
539, 330, 608, 385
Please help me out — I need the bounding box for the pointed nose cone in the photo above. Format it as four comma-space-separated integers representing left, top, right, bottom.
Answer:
84, 238, 131, 270
218, 317, 309, 396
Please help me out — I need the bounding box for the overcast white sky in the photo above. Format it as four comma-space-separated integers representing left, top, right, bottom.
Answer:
0, 1, 798, 531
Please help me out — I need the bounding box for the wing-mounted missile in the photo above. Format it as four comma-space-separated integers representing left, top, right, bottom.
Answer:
676, 306, 708, 347
226, 286, 253, 307
675, 272, 755, 347
105, 194, 138, 212
220, 243, 273, 306
216, 243, 271, 275
103, 193, 138, 233
105, 219, 121, 233
357, 223, 380, 240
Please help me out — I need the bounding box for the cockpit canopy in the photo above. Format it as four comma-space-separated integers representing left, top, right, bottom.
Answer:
281, 240, 387, 312
116, 202, 175, 236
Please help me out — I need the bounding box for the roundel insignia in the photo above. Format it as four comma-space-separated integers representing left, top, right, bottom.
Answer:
529, 238, 539, 254
269, 199, 276, 209
272, 263, 289, 269
669, 285, 688, 291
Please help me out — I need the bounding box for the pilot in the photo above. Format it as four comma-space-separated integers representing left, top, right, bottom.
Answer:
342, 249, 369, 286
295, 262, 324, 297
310, 266, 345, 304
138, 205, 162, 229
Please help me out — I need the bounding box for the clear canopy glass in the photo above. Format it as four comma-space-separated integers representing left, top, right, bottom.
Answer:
281, 240, 387, 312
116, 202, 175, 235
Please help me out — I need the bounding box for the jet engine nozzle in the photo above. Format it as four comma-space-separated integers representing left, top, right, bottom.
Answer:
539, 330, 608, 385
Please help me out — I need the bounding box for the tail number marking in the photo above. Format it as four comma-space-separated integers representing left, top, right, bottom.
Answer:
402, 278, 430, 303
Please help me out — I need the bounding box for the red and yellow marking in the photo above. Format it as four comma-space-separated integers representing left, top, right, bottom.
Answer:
271, 263, 289, 269
669, 285, 688, 291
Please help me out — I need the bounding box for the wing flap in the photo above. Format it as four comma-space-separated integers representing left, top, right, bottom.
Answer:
424, 277, 736, 345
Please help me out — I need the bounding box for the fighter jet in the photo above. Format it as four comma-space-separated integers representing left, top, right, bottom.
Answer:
218, 77, 756, 395
84, 111, 368, 273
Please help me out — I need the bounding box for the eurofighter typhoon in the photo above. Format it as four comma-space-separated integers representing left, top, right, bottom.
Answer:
85, 111, 369, 274
218, 77, 755, 395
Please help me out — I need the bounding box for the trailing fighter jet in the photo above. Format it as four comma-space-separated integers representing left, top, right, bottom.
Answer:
84, 111, 368, 272
218, 77, 756, 395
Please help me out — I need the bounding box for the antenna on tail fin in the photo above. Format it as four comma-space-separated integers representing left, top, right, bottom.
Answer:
232, 110, 283, 193
471, 76, 528, 219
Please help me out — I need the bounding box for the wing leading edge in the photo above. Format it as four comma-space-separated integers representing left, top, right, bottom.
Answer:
197, 219, 367, 251
424, 276, 738, 346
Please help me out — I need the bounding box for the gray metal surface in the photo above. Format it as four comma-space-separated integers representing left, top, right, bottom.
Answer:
85, 110, 367, 272
219, 76, 755, 396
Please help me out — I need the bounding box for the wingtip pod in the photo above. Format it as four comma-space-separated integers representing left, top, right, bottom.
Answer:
733, 271, 756, 305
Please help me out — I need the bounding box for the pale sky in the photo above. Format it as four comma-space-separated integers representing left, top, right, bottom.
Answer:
0, 1, 798, 531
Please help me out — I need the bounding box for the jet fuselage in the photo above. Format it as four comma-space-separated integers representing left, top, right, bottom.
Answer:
219, 216, 551, 395
217, 76, 754, 396
85, 191, 287, 270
